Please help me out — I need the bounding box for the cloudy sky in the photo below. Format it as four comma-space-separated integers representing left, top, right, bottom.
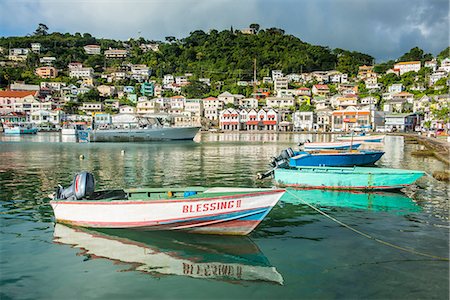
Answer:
0, 0, 448, 61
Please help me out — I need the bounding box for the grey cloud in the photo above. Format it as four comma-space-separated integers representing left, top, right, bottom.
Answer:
0, 0, 448, 61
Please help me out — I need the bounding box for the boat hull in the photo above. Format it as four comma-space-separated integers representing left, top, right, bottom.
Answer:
4, 127, 38, 134
50, 189, 285, 235
304, 142, 362, 150
61, 128, 77, 135
84, 126, 200, 142
336, 135, 385, 143
274, 167, 425, 190
289, 150, 384, 167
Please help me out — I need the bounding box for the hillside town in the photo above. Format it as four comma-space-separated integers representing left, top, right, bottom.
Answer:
1, 39, 449, 134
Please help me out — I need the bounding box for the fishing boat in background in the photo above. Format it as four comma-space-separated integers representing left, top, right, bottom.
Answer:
79, 115, 200, 142
54, 224, 284, 284
267, 147, 384, 168
282, 189, 421, 214
335, 134, 385, 143
3, 123, 38, 134
288, 150, 384, 167
273, 166, 425, 190
61, 122, 87, 135
50, 172, 285, 235
303, 141, 362, 150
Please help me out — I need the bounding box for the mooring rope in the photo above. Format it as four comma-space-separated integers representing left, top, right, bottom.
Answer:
285, 189, 449, 261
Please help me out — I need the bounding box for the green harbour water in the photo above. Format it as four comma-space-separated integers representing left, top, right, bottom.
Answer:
0, 133, 449, 299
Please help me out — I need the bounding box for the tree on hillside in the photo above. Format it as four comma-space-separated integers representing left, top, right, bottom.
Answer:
165, 36, 176, 43
398, 47, 433, 63
437, 47, 450, 61
249, 24, 260, 33
34, 23, 49, 36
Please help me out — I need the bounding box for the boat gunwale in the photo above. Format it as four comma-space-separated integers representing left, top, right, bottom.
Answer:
50, 189, 286, 205
277, 166, 425, 175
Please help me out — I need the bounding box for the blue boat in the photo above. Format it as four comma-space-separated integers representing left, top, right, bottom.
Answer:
289, 150, 384, 167
303, 141, 362, 150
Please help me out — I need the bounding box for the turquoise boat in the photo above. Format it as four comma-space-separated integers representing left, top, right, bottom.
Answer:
274, 166, 425, 190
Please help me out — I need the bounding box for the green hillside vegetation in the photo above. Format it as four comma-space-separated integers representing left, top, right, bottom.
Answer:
0, 25, 374, 86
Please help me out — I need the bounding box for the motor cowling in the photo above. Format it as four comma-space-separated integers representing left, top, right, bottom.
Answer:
269, 147, 295, 168
56, 171, 95, 200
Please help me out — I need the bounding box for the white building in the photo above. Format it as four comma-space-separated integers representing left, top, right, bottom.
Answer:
274, 77, 289, 91
239, 98, 258, 109
81, 103, 103, 115
218, 91, 244, 106
272, 70, 283, 81
393, 61, 421, 75
265, 97, 295, 109
30, 43, 41, 53
203, 97, 224, 121
293, 111, 316, 131
84, 45, 101, 55
30, 109, 64, 125
69, 67, 94, 78
163, 75, 175, 85
185, 99, 204, 116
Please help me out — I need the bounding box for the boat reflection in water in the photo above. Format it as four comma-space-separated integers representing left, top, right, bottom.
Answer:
281, 189, 421, 214
53, 224, 283, 285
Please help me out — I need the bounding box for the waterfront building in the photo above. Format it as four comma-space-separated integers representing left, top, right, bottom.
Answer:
384, 113, 420, 132
0, 90, 39, 113
315, 108, 332, 132
393, 61, 421, 75
219, 108, 240, 131
203, 97, 223, 121
0, 112, 28, 123
293, 111, 316, 131
331, 107, 373, 132
170, 95, 186, 112
184, 99, 203, 117
94, 113, 112, 125
30, 109, 64, 125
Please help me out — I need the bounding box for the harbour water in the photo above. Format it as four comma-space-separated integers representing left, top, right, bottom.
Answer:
0, 133, 448, 299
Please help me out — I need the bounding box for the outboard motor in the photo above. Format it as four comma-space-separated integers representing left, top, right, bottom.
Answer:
55, 171, 95, 200
258, 147, 296, 180
269, 147, 295, 168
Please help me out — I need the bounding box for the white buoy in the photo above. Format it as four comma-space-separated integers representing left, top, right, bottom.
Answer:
121, 150, 125, 155
79, 154, 84, 160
